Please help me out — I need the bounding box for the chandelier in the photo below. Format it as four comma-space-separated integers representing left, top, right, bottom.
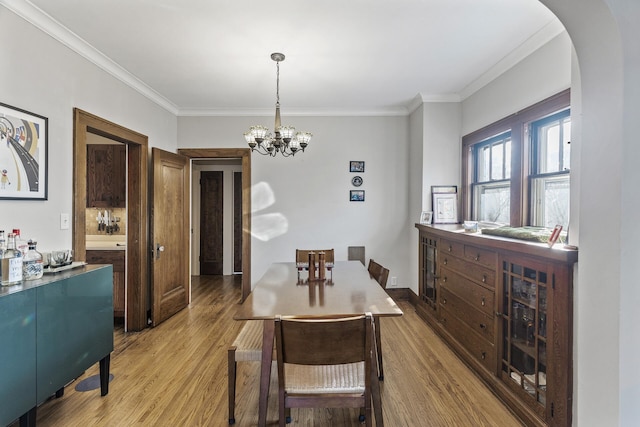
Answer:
244, 53, 312, 157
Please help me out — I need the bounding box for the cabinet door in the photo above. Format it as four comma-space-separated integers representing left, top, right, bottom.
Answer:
419, 233, 438, 310
87, 144, 126, 208
499, 256, 572, 425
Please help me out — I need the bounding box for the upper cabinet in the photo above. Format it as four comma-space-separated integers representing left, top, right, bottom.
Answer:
87, 144, 126, 208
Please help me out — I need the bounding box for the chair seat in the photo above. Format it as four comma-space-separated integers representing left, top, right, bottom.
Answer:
232, 320, 264, 361
284, 362, 365, 394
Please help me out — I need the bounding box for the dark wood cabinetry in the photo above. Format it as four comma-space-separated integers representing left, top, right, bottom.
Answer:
87, 144, 126, 207
86, 250, 125, 317
415, 224, 577, 427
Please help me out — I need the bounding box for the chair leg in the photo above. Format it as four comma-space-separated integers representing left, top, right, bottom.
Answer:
228, 347, 237, 425
279, 391, 286, 427
371, 354, 384, 427
374, 316, 384, 380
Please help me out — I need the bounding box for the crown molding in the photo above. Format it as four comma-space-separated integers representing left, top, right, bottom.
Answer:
2, 0, 179, 115
459, 19, 566, 100
178, 107, 410, 117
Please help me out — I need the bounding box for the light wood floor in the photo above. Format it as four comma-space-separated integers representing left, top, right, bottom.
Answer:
24, 275, 523, 426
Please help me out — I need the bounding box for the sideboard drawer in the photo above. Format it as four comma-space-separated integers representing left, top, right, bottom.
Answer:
439, 266, 495, 317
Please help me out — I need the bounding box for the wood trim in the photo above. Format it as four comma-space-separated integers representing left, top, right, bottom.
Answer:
73, 108, 149, 331
461, 89, 570, 225
178, 148, 251, 302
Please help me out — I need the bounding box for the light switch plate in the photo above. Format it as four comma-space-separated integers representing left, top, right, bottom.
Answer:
60, 213, 70, 230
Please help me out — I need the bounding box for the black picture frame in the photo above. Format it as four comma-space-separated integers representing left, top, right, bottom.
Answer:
349, 161, 365, 173
350, 190, 365, 202
0, 102, 48, 200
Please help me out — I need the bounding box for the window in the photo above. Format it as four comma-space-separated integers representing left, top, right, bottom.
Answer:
472, 132, 512, 223
529, 110, 571, 228
462, 90, 570, 228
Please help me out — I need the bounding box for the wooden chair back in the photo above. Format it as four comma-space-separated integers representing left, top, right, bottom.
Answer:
295, 248, 335, 264
274, 313, 382, 426
368, 259, 390, 289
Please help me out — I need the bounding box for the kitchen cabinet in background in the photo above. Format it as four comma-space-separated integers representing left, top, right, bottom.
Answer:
87, 144, 126, 208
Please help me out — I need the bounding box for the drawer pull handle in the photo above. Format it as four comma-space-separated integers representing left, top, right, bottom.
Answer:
448, 245, 452, 252
496, 311, 504, 317
442, 276, 447, 283
481, 297, 486, 306
443, 259, 448, 266
442, 298, 447, 305
482, 275, 487, 283
479, 323, 487, 330
475, 254, 480, 261
481, 351, 486, 360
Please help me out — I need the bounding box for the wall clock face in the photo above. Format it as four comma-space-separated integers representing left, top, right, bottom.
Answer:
351, 175, 363, 187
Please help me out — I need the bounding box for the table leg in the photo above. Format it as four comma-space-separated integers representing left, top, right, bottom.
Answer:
258, 319, 275, 427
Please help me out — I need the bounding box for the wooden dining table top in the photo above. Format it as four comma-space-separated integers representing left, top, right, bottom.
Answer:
234, 261, 403, 320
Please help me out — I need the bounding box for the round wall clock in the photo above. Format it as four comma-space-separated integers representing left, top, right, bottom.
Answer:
351, 175, 363, 187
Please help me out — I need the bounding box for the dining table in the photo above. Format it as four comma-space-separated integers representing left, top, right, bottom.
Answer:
234, 260, 403, 426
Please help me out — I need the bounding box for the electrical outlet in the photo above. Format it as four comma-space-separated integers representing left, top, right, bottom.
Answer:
60, 213, 70, 230
389, 277, 398, 288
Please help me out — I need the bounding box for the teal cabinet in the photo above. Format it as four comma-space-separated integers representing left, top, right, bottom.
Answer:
0, 265, 113, 426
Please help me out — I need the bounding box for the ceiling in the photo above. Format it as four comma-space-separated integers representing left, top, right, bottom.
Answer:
10, 0, 562, 116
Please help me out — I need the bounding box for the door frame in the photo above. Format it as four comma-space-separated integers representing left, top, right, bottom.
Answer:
178, 148, 251, 302
73, 109, 149, 331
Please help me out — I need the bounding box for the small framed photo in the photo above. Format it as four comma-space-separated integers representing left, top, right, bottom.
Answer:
349, 161, 365, 173
420, 211, 433, 225
0, 102, 48, 200
433, 193, 458, 224
350, 190, 365, 201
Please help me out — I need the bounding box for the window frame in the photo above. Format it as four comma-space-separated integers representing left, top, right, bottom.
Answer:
461, 89, 570, 226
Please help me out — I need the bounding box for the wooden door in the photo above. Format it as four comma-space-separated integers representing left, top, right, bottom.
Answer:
200, 171, 223, 275
233, 171, 242, 273
151, 148, 190, 326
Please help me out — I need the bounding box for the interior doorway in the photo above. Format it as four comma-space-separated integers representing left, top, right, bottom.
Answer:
191, 160, 243, 276
72, 109, 149, 331
178, 148, 251, 302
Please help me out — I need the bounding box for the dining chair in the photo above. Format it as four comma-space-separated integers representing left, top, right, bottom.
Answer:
367, 259, 390, 381
367, 259, 389, 289
295, 249, 335, 264
274, 313, 383, 427
228, 320, 268, 425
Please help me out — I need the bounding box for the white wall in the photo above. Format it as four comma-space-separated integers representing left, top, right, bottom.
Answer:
178, 115, 412, 288
462, 31, 572, 135
0, 9, 177, 252
408, 105, 425, 294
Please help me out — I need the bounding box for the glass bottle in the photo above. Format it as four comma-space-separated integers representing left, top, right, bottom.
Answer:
1, 233, 23, 285
23, 240, 44, 280
12, 228, 28, 255
0, 230, 6, 255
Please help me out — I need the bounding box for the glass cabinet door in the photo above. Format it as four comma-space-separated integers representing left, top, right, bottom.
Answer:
420, 234, 437, 309
501, 260, 548, 408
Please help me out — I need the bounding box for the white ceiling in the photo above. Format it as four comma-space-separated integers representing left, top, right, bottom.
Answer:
8, 0, 562, 116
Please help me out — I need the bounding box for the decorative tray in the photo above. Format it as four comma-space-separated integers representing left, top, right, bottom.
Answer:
43, 262, 87, 274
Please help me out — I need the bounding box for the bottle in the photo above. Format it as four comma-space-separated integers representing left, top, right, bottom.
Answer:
23, 240, 44, 280
12, 228, 28, 255
0, 230, 6, 255
1, 233, 23, 285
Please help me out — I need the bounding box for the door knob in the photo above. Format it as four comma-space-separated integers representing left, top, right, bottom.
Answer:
156, 243, 165, 259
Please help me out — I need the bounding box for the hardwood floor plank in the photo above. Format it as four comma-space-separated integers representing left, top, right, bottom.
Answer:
16, 275, 522, 426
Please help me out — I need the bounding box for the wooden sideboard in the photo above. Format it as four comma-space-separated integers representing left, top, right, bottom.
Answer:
414, 224, 577, 427
0, 265, 114, 427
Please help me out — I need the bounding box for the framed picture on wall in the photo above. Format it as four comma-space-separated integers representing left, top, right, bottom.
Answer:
432, 193, 458, 224
0, 102, 48, 200
350, 190, 365, 201
349, 161, 365, 173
